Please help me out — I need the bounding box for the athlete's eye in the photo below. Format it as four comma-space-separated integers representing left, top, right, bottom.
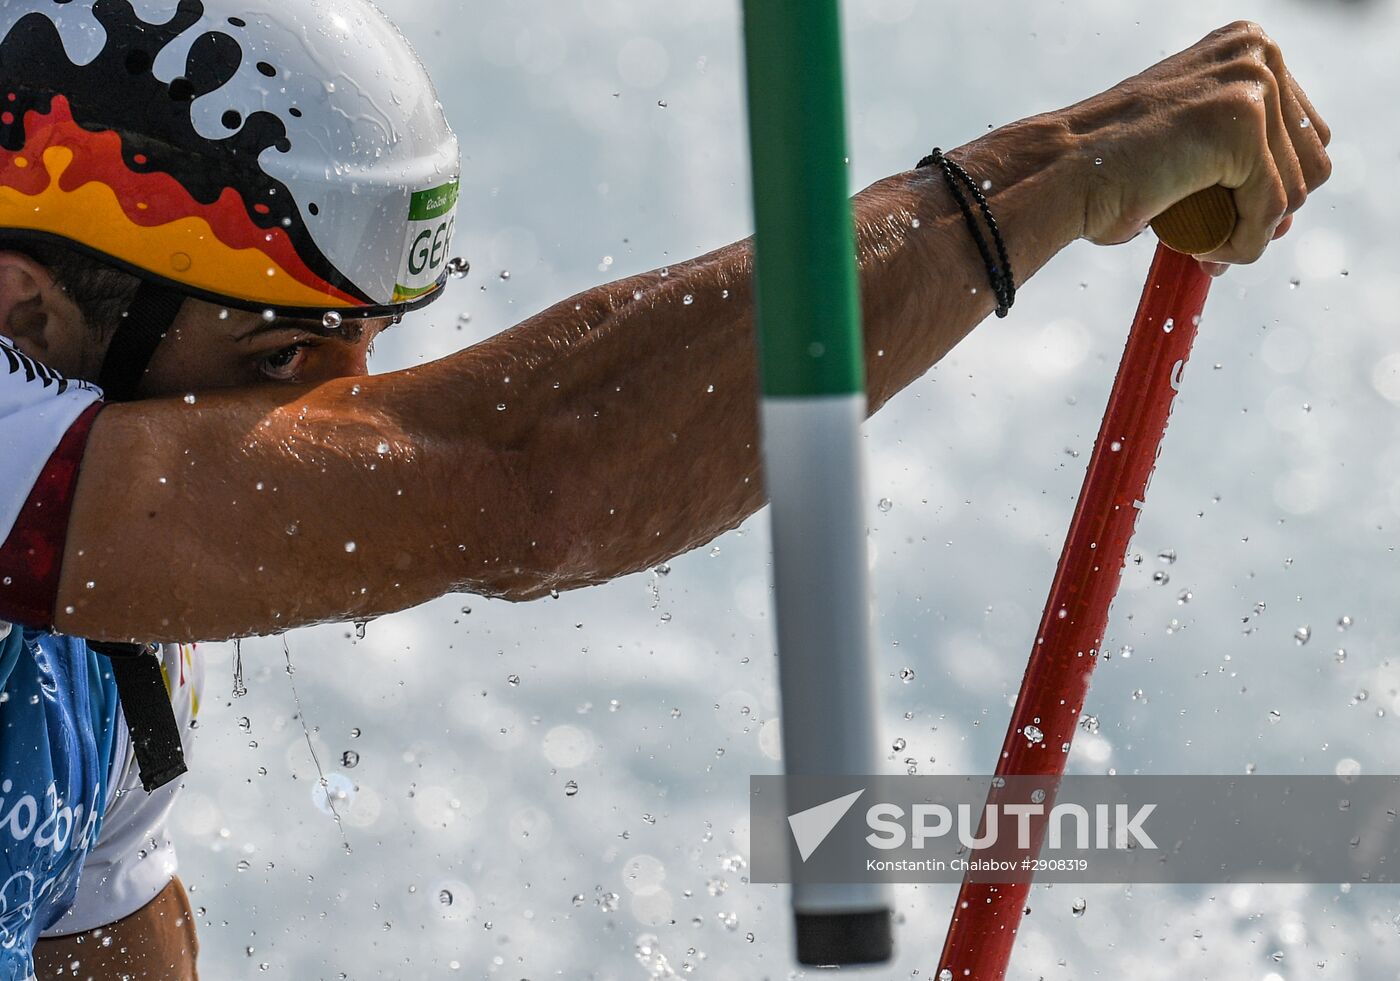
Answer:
259, 342, 312, 381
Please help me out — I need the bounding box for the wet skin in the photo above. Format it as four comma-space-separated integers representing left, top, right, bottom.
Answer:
0, 21, 1334, 644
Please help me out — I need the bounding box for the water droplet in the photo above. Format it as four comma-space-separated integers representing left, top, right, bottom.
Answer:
344, 541, 357, 554
1289, 278, 1301, 290
1079, 715, 1099, 734
1023, 724, 1044, 745
939, 971, 954, 981
1335, 648, 1347, 664
261, 309, 276, 322
507, 674, 521, 687
1152, 571, 1170, 585
1071, 897, 1087, 917
437, 889, 453, 906
183, 393, 197, 405
1294, 626, 1311, 645
1163, 317, 1175, 333
1338, 615, 1353, 631
1268, 709, 1283, 723
657, 99, 668, 108
1131, 688, 1147, 702
1158, 549, 1177, 564
353, 621, 367, 640
564, 780, 579, 797
878, 497, 893, 513
311, 773, 356, 815
1177, 589, 1192, 605
340, 750, 360, 768
322, 310, 343, 330
682, 294, 694, 305
892, 737, 907, 752
899, 667, 916, 683
1300, 116, 1311, 129
446, 257, 470, 279
498, 270, 511, 281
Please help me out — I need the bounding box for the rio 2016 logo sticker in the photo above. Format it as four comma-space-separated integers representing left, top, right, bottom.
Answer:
394, 180, 459, 303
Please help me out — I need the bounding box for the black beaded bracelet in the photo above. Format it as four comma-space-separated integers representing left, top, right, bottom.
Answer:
917, 148, 1016, 318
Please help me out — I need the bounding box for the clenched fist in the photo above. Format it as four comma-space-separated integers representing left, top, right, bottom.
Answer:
1068, 21, 1330, 267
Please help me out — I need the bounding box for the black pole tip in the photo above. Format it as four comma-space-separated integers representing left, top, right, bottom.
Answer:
795, 909, 893, 966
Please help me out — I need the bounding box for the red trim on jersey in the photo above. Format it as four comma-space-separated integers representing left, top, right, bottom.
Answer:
0, 402, 103, 628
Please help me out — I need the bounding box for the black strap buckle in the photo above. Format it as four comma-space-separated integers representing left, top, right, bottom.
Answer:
90, 642, 188, 793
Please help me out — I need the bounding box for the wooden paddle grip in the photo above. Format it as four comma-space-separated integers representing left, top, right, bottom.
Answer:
1150, 184, 1237, 255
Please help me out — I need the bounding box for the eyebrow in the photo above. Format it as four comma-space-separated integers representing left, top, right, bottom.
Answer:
234, 316, 381, 344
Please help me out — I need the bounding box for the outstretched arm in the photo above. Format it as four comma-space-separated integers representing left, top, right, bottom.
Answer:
57, 22, 1329, 643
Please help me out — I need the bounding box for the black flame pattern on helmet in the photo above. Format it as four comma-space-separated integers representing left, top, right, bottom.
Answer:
0, 0, 372, 305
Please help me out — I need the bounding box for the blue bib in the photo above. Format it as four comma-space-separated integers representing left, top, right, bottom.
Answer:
0, 627, 117, 979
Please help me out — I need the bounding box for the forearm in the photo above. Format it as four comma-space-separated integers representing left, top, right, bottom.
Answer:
58, 115, 1086, 642
458, 113, 1089, 592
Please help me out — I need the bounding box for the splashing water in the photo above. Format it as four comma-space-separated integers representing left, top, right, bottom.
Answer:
232, 639, 247, 698
282, 638, 350, 852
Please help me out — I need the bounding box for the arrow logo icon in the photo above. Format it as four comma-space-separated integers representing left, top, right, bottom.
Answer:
787, 789, 865, 862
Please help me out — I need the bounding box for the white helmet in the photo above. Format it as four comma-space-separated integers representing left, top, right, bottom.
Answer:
0, 0, 462, 318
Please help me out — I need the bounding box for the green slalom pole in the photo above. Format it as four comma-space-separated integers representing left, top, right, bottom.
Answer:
741, 0, 893, 966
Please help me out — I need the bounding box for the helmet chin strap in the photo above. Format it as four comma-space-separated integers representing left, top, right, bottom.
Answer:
97, 282, 186, 402
92, 281, 191, 794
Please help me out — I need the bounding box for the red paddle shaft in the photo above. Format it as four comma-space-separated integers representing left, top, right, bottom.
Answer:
936, 243, 1215, 980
